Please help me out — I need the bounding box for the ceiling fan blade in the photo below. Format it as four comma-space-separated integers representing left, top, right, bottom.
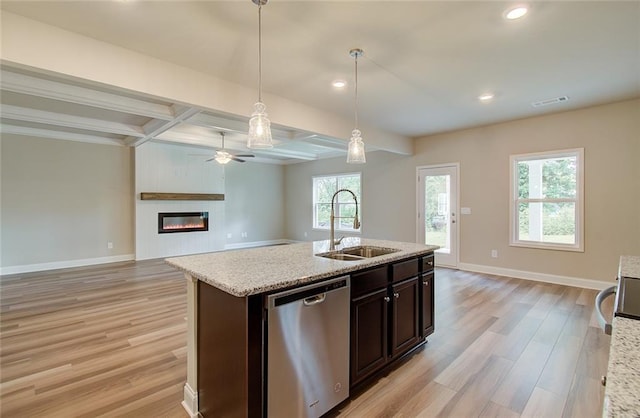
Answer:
234, 154, 255, 158
232, 157, 246, 163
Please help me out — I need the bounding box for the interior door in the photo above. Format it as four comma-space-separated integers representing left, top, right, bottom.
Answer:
417, 165, 458, 267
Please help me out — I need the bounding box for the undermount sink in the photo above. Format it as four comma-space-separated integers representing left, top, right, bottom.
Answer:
317, 245, 400, 261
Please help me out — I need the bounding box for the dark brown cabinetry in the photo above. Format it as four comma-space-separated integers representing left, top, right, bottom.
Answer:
391, 277, 420, 358
421, 254, 435, 338
350, 253, 434, 388
196, 251, 435, 416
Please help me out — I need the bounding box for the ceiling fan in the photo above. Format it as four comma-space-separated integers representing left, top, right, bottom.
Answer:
207, 132, 255, 164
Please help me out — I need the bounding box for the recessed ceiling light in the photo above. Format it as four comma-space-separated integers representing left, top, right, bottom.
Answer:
479, 93, 495, 102
332, 80, 347, 89
504, 6, 528, 20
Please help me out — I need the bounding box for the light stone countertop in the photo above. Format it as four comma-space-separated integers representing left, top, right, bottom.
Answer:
619, 255, 640, 279
603, 256, 640, 418
166, 238, 439, 297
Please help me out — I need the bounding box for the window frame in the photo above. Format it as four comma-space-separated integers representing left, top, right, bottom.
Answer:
509, 148, 584, 252
312, 172, 362, 233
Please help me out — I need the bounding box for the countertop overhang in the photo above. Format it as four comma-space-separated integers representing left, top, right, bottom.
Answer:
166, 238, 439, 297
603, 255, 640, 417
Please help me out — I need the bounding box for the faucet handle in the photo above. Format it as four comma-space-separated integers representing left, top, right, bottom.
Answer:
334, 236, 345, 245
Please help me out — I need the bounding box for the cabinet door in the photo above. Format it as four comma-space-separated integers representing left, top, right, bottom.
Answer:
351, 288, 389, 386
421, 272, 434, 337
390, 277, 420, 358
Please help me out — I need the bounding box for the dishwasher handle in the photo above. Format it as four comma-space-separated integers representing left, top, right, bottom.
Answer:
303, 294, 326, 306
595, 285, 616, 335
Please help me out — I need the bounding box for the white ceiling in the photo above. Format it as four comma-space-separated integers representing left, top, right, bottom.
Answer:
1, 1, 639, 163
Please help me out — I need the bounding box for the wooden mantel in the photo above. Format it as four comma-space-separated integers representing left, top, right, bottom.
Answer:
140, 192, 224, 201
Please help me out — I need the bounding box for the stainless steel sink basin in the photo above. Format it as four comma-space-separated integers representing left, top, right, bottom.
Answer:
341, 246, 400, 258
317, 245, 400, 261
318, 253, 365, 261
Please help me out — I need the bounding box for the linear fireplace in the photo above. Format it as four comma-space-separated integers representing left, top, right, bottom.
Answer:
158, 212, 209, 234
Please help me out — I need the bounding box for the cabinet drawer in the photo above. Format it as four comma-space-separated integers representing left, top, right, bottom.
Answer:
391, 258, 419, 283
422, 254, 435, 272
351, 266, 388, 299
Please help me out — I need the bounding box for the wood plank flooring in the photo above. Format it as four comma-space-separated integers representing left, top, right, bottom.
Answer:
1, 261, 613, 417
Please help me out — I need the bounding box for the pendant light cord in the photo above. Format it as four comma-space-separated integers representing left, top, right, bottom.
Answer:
354, 54, 358, 129
258, 5, 263, 103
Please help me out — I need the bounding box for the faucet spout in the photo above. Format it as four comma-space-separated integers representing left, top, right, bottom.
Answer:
329, 188, 360, 251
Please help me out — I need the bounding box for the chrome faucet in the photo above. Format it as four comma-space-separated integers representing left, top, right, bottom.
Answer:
329, 188, 360, 251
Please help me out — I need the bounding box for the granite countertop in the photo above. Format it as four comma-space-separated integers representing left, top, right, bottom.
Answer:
166, 238, 438, 297
619, 255, 640, 279
603, 255, 640, 417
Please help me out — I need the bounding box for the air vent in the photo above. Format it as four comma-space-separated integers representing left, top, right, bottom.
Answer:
531, 96, 569, 107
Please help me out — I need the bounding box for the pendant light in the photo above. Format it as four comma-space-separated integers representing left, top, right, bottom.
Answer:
347, 48, 366, 164
247, 0, 273, 149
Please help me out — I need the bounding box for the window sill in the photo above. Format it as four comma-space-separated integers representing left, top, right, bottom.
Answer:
509, 241, 584, 252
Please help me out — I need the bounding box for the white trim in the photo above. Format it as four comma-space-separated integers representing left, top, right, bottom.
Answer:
457, 262, 613, 290
416, 163, 460, 268
182, 383, 200, 418
509, 148, 584, 252
0, 254, 135, 276
224, 239, 293, 251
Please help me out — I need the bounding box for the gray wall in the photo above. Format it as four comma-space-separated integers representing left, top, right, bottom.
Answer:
1, 135, 287, 272
284, 99, 640, 283
1, 135, 134, 268
225, 162, 285, 245
284, 151, 414, 242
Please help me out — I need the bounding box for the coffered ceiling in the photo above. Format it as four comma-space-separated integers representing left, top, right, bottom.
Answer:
1, 1, 639, 164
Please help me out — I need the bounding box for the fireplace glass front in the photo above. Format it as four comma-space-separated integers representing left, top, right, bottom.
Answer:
158, 212, 209, 234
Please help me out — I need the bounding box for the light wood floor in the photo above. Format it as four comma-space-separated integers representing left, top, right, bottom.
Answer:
1, 260, 613, 417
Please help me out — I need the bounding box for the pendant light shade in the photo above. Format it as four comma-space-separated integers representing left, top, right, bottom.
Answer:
347, 129, 366, 164
347, 48, 366, 164
247, 0, 273, 149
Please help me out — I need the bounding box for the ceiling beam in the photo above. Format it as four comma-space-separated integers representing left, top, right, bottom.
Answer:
0, 69, 175, 120
1, 123, 125, 146
1, 104, 144, 137
124, 105, 201, 146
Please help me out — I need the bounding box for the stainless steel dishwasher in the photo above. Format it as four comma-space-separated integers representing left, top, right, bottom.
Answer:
267, 276, 350, 418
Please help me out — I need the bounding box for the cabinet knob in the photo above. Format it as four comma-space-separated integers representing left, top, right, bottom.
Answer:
384, 296, 390, 303
601, 376, 607, 386
423, 281, 429, 286
394, 292, 400, 299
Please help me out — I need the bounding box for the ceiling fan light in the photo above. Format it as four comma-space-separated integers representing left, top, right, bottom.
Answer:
247, 101, 273, 149
346, 129, 366, 164
214, 151, 232, 165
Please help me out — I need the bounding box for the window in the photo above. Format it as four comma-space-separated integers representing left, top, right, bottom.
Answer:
510, 148, 584, 251
313, 173, 361, 231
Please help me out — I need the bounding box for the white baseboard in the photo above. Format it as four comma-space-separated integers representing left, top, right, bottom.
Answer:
457, 262, 612, 290
182, 383, 200, 418
0, 254, 135, 276
224, 239, 293, 251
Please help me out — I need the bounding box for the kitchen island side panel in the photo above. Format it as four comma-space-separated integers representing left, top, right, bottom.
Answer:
197, 281, 263, 417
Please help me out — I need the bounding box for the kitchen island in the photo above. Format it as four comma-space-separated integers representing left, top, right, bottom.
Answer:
603, 256, 640, 417
166, 238, 438, 417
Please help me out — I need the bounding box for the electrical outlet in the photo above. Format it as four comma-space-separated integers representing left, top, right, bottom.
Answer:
491, 249, 498, 258
107, 242, 113, 249
226, 233, 232, 239
242, 232, 248, 238
304, 232, 308, 238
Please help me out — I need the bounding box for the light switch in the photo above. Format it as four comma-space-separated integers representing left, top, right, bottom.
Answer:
461, 207, 471, 215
